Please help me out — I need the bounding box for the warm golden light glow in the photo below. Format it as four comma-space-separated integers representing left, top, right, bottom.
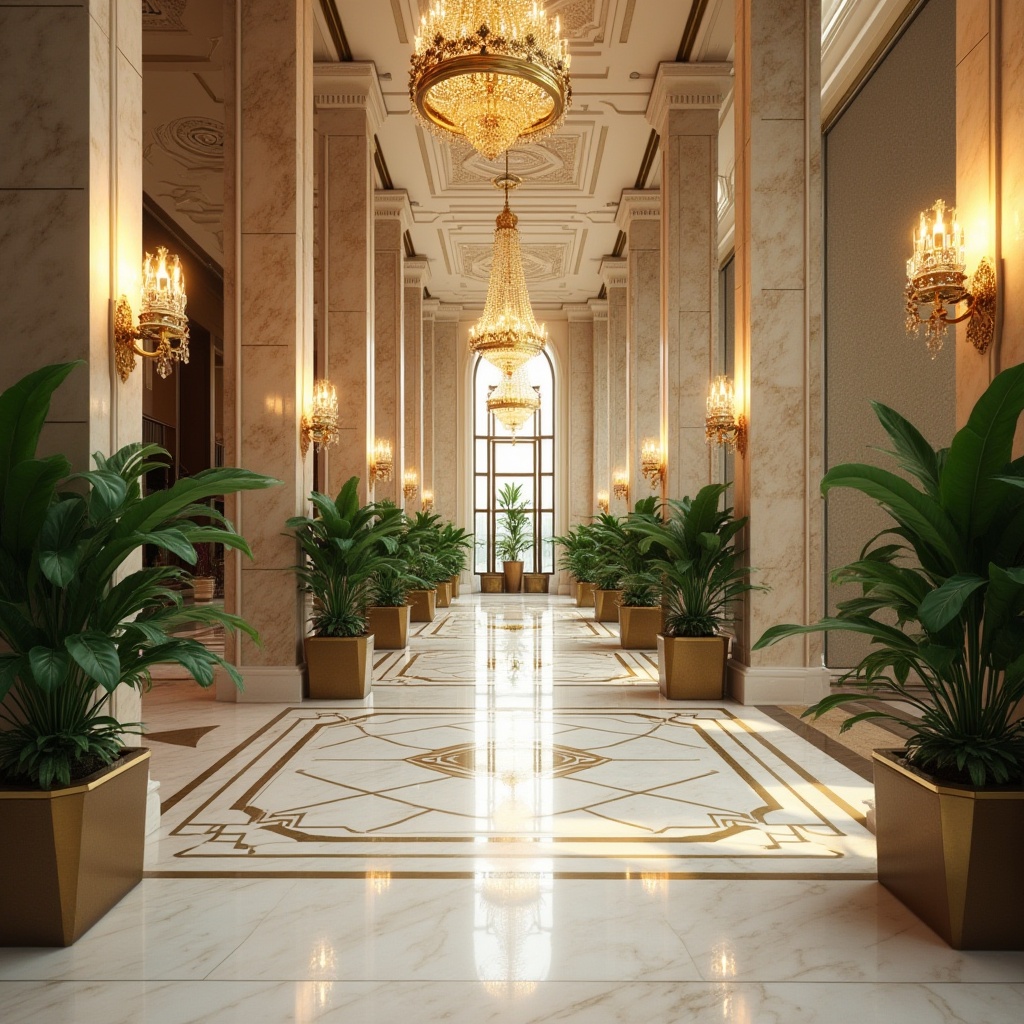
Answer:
410, 1, 571, 161
612, 471, 629, 503
300, 379, 339, 457
640, 437, 664, 489
488, 366, 540, 438
705, 376, 747, 454
403, 468, 419, 501
370, 439, 394, 483
422, 490, 434, 512
596, 490, 610, 514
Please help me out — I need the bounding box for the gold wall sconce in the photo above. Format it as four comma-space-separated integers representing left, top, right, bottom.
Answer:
640, 438, 665, 489
369, 439, 394, 483
299, 379, 339, 457
114, 246, 190, 382
596, 490, 610, 515
421, 490, 434, 513
905, 199, 996, 358
612, 471, 629, 503
403, 468, 418, 502
706, 376, 747, 454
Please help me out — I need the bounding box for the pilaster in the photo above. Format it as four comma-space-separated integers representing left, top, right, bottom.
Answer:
432, 304, 462, 523
564, 304, 595, 525
600, 257, 630, 514
403, 257, 430, 510
589, 298, 610, 511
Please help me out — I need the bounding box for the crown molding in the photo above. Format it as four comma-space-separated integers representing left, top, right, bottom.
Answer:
313, 62, 388, 134
404, 256, 431, 287
374, 189, 413, 231
614, 188, 661, 232
598, 257, 628, 290
645, 61, 734, 134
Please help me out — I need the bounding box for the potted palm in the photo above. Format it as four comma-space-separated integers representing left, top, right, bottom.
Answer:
405, 511, 449, 618
591, 512, 626, 622
0, 362, 276, 946
366, 505, 421, 650
755, 363, 1024, 950
633, 483, 763, 699
287, 477, 403, 698
618, 497, 666, 649
439, 522, 472, 599
495, 482, 532, 593
555, 523, 599, 606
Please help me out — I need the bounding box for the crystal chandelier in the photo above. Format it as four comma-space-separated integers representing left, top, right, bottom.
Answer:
410, 1, 571, 161
469, 170, 547, 375
488, 366, 540, 437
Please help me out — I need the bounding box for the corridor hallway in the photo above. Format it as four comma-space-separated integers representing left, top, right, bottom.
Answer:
2, 595, 1022, 1022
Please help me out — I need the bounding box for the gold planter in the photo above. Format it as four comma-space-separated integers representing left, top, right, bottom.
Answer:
503, 560, 524, 594
523, 572, 551, 594
479, 572, 504, 593
656, 634, 729, 699
191, 576, 215, 602
594, 589, 623, 622
873, 750, 1024, 949
436, 581, 452, 608
575, 581, 596, 607
449, 573, 461, 599
0, 748, 150, 946
409, 588, 437, 622
305, 634, 373, 699
619, 605, 663, 649
366, 605, 411, 650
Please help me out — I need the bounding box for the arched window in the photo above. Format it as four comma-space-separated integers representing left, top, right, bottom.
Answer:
473, 354, 555, 574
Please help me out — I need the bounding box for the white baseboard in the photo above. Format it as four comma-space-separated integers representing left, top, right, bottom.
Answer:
726, 661, 831, 705
145, 777, 161, 837
215, 665, 305, 703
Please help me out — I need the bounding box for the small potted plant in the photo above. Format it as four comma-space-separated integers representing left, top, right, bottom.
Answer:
405, 511, 449, 618
287, 477, 403, 699
591, 511, 626, 622
190, 542, 217, 602
439, 522, 472, 599
755, 364, 1024, 950
633, 483, 763, 699
617, 570, 663, 649
495, 482, 532, 593
554, 523, 599, 606
366, 568, 415, 649
0, 362, 276, 946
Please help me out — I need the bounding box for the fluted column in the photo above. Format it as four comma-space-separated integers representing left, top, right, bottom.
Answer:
403, 257, 429, 511
600, 258, 630, 514
422, 297, 439, 505
730, 0, 826, 704
222, 0, 314, 701
313, 64, 385, 501
647, 63, 732, 498
616, 191, 662, 501
432, 305, 462, 523
373, 191, 412, 504
590, 299, 610, 511
564, 304, 594, 526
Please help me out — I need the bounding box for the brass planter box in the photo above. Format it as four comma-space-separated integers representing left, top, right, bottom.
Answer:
594, 589, 623, 622
191, 576, 216, 602
409, 588, 437, 621
479, 572, 504, 594
619, 605, 663, 649
656, 634, 729, 699
523, 572, 551, 594
873, 750, 1024, 949
575, 581, 596, 607
366, 604, 411, 650
449, 574, 461, 599
503, 560, 524, 594
0, 748, 150, 946
305, 634, 373, 699
436, 581, 452, 608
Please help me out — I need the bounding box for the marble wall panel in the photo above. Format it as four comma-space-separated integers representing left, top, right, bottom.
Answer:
422, 307, 436, 494
374, 233, 403, 506
432, 318, 459, 523
568, 317, 594, 524
327, 309, 372, 497
240, 233, 302, 345
749, 0, 806, 120
239, 568, 305, 667
1000, 0, 1024, 380
630, 247, 661, 492
114, 0, 140, 76
606, 285, 629, 513
324, 131, 371, 315
667, 311, 713, 498
956, 0, 988, 64
591, 305, 609, 499
403, 281, 424, 506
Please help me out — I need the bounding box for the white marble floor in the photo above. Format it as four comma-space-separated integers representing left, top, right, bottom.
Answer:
2, 594, 1022, 1023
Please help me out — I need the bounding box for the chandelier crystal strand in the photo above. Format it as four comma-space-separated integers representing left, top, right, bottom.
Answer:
410, 1, 571, 160
488, 366, 540, 438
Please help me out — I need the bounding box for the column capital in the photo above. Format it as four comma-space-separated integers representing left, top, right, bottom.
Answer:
422, 297, 441, 319
645, 62, 734, 135
435, 303, 463, 323
588, 298, 608, 321
599, 257, 628, 290
314, 62, 388, 133
614, 188, 661, 232
374, 189, 414, 231
404, 256, 431, 289
563, 303, 594, 323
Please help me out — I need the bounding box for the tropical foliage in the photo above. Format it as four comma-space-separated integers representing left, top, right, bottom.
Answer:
553, 522, 599, 584
495, 482, 533, 563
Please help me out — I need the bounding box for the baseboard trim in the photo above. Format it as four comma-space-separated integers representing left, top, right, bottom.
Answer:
216, 665, 305, 703
727, 661, 831, 705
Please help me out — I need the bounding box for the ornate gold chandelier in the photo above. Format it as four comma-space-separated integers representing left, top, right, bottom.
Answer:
410, 1, 571, 161
488, 366, 540, 437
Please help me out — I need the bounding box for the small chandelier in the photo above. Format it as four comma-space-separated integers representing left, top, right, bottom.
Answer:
410, 1, 571, 162
706, 376, 747, 454
403, 468, 419, 501
114, 246, 190, 382
300, 379, 339, 457
370, 439, 394, 483
422, 490, 434, 512
612, 471, 629, 503
488, 366, 540, 439
905, 199, 996, 358
469, 168, 548, 375
596, 490, 610, 515
640, 438, 664, 489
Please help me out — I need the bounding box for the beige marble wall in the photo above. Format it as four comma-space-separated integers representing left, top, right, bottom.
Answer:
313, 66, 385, 502
600, 259, 630, 514
565, 305, 595, 524
730, 0, 827, 704
403, 258, 429, 511
647, 65, 733, 500
590, 299, 610, 508
422, 298, 439, 500
616, 192, 663, 503
373, 191, 410, 506
432, 306, 462, 523
221, 0, 314, 701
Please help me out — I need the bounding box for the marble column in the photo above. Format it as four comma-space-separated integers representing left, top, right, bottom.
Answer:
422, 298, 439, 505
615, 191, 662, 502
403, 258, 430, 511
373, 191, 411, 505
590, 299, 610, 512
955, 1, 1024, 425
313, 65, 385, 500
647, 63, 733, 498
432, 305, 462, 524
564, 305, 595, 526
221, 0, 314, 702
729, 0, 827, 705
600, 258, 630, 514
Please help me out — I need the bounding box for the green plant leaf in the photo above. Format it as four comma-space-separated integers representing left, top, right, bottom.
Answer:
75, 467, 129, 520
917, 573, 987, 633
870, 400, 941, 497
37, 498, 87, 586
2, 455, 71, 556
65, 631, 122, 692
27, 646, 70, 693
0, 654, 24, 702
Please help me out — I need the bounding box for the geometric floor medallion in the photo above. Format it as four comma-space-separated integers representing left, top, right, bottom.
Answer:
407, 743, 609, 779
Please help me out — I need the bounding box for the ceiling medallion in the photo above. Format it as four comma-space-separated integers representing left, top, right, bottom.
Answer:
410, 1, 572, 161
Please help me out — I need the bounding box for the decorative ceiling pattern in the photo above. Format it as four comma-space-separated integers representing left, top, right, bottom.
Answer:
142, 0, 188, 32
457, 242, 570, 285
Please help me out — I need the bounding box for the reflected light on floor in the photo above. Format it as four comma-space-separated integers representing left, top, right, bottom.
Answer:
366, 869, 392, 896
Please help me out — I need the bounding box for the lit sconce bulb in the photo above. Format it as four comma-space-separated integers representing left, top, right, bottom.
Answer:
640, 437, 664, 489
370, 439, 394, 483
612, 471, 629, 503
596, 490, 610, 515
300, 378, 339, 457
421, 489, 434, 512
705, 375, 746, 454
403, 468, 418, 501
